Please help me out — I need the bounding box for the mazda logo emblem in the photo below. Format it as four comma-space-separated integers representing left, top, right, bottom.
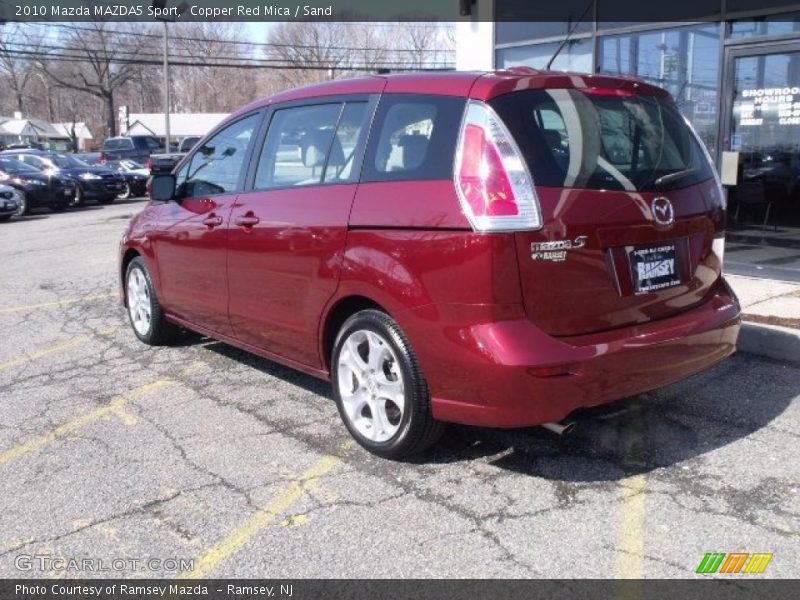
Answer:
651, 196, 675, 226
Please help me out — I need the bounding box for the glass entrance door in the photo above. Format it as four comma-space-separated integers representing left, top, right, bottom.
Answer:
723, 43, 800, 281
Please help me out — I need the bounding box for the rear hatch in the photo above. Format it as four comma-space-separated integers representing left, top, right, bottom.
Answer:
489, 85, 725, 337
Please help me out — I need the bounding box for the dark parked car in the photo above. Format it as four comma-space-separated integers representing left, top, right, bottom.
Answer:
100, 136, 166, 164
121, 70, 740, 459
0, 157, 75, 214
76, 152, 103, 166
2, 150, 125, 206
105, 160, 149, 198
179, 136, 201, 152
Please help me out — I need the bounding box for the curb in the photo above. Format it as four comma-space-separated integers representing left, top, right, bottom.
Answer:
737, 322, 800, 365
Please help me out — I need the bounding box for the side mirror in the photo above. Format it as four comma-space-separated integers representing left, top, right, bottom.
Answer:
150, 174, 176, 202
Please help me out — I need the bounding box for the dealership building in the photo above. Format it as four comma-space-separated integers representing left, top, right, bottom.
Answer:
456, 2, 800, 281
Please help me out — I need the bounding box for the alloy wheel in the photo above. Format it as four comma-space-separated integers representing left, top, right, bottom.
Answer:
126, 266, 152, 336
336, 329, 405, 443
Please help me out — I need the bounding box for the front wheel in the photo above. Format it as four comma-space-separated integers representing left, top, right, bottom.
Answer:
331, 309, 444, 459
14, 194, 29, 216
69, 186, 84, 208
125, 257, 178, 345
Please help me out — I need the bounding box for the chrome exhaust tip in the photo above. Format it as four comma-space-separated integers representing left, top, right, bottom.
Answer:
541, 421, 577, 436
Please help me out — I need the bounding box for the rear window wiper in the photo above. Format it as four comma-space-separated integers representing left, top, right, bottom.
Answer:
653, 167, 699, 187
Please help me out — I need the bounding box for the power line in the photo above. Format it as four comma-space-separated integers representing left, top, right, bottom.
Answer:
10, 22, 455, 55
1, 47, 454, 71
2, 39, 454, 66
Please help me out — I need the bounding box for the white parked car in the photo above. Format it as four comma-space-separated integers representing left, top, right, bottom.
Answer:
0, 183, 22, 221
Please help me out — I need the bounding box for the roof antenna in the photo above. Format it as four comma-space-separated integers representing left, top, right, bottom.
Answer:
545, 1, 595, 71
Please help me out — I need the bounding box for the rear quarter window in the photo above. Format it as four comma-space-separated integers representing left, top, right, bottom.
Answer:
362, 94, 466, 182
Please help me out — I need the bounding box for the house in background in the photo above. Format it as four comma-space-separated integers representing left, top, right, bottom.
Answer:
0, 112, 78, 151
52, 122, 94, 152
120, 111, 228, 147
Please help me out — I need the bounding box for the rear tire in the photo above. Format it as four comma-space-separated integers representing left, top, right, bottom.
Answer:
117, 183, 132, 200
331, 309, 444, 459
125, 257, 178, 345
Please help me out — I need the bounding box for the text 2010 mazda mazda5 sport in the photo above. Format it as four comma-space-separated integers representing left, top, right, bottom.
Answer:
119, 70, 741, 459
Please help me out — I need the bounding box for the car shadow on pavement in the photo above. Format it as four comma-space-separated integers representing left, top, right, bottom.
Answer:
426, 355, 799, 482
200, 338, 333, 398
188, 338, 799, 483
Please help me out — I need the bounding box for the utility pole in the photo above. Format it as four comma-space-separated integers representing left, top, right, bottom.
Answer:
153, 0, 187, 151
163, 20, 170, 151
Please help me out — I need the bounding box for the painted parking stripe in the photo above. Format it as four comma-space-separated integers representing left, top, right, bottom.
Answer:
0, 361, 204, 467
615, 411, 648, 581
0, 293, 116, 315
0, 328, 117, 373
182, 442, 353, 579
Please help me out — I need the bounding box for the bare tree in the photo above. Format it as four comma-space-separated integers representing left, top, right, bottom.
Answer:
171, 22, 256, 113
38, 22, 151, 137
0, 23, 43, 113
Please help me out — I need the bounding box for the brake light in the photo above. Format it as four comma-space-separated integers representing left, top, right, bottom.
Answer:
99, 152, 108, 164
454, 100, 542, 232
146, 158, 154, 172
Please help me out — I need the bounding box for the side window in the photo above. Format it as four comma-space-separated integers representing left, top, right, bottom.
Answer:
362, 94, 466, 182
323, 102, 369, 183
178, 113, 260, 199
254, 103, 342, 189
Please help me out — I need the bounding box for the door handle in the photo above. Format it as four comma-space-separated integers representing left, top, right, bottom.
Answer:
234, 212, 260, 229
202, 213, 223, 228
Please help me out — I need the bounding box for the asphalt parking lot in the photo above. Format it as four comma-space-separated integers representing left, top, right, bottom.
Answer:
0, 201, 798, 579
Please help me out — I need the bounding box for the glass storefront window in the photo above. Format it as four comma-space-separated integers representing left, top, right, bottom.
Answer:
496, 22, 592, 45
496, 38, 593, 73
729, 50, 800, 234
597, 24, 721, 157
730, 13, 800, 39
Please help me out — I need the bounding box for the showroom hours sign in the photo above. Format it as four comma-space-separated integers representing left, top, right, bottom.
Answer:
736, 86, 800, 127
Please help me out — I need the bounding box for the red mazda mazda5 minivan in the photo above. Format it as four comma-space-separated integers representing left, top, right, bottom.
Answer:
120, 70, 740, 458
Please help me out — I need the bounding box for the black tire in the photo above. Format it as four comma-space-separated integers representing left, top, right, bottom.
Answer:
98, 195, 116, 205
331, 309, 444, 459
124, 257, 178, 345
14, 194, 29, 216
117, 183, 132, 200
69, 186, 84, 208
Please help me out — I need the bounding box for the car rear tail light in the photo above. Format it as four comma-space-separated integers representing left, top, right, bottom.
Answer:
454, 100, 542, 232
99, 152, 108, 164
146, 158, 154, 172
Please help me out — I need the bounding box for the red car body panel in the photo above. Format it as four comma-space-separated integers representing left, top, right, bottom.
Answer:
227, 184, 358, 368
120, 70, 741, 429
146, 194, 235, 337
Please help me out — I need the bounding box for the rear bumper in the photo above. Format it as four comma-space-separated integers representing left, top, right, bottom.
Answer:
401, 277, 741, 428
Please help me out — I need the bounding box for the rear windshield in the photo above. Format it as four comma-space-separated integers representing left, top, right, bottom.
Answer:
490, 89, 714, 192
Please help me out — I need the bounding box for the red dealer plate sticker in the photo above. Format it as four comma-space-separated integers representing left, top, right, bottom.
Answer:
629, 243, 681, 293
